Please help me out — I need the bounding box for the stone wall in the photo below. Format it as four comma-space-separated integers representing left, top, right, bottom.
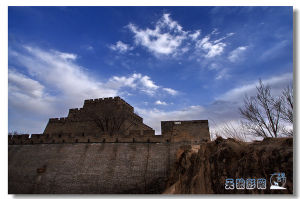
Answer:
8, 142, 184, 194
161, 120, 210, 143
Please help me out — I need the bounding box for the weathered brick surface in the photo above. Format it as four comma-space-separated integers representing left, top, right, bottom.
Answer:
8, 143, 183, 194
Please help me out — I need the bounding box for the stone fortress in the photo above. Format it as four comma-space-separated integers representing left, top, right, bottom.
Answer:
9, 96, 210, 145
8, 97, 210, 194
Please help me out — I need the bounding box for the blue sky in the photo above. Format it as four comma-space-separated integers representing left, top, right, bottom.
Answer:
8, 6, 293, 135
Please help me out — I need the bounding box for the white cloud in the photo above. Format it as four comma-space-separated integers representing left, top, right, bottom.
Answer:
196, 35, 227, 58
107, 73, 159, 96
128, 13, 188, 56
163, 87, 178, 95
189, 30, 201, 40
18, 45, 118, 102
228, 46, 248, 62
8, 69, 56, 115
155, 100, 167, 105
9, 69, 45, 99
140, 75, 159, 89
109, 41, 133, 53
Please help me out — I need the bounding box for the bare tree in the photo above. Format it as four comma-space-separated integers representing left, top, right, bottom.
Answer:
8, 131, 19, 136
281, 85, 293, 123
216, 122, 247, 142
239, 80, 282, 138
280, 85, 293, 136
88, 106, 135, 136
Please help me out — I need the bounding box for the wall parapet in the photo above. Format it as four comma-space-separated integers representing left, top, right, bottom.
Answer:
83, 96, 134, 112
8, 132, 194, 145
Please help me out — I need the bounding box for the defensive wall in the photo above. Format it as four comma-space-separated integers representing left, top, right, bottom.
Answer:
8, 97, 211, 194
9, 143, 187, 194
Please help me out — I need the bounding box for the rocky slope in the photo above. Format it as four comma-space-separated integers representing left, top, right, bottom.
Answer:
164, 137, 293, 194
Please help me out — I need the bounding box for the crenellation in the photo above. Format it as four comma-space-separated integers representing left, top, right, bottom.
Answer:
59, 117, 66, 122
49, 118, 59, 122
8, 132, 179, 144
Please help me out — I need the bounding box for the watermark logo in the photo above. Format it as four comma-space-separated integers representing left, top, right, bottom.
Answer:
236, 178, 245, 189
257, 178, 267, 189
225, 172, 286, 190
270, 173, 286, 190
246, 179, 256, 189
226, 178, 266, 190
224, 178, 235, 190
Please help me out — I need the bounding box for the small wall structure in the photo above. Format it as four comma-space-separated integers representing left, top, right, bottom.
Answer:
8, 96, 211, 194
161, 120, 210, 143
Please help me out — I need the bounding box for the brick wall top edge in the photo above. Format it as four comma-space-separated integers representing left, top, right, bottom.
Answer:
9, 133, 194, 144
161, 120, 208, 123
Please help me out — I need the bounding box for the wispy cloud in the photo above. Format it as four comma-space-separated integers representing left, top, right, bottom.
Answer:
195, 31, 234, 58
228, 46, 248, 62
196, 35, 226, 58
189, 30, 201, 40
8, 69, 55, 115
217, 73, 293, 102
109, 41, 133, 53
162, 87, 178, 95
215, 68, 230, 80
52, 50, 78, 60
107, 73, 159, 96
86, 45, 94, 51
127, 13, 188, 56
260, 40, 289, 61
155, 100, 167, 105
107, 73, 179, 96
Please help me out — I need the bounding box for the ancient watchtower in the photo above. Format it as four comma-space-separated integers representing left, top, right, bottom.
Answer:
43, 96, 153, 136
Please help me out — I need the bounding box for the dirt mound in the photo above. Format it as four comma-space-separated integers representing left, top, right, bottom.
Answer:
164, 137, 293, 194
